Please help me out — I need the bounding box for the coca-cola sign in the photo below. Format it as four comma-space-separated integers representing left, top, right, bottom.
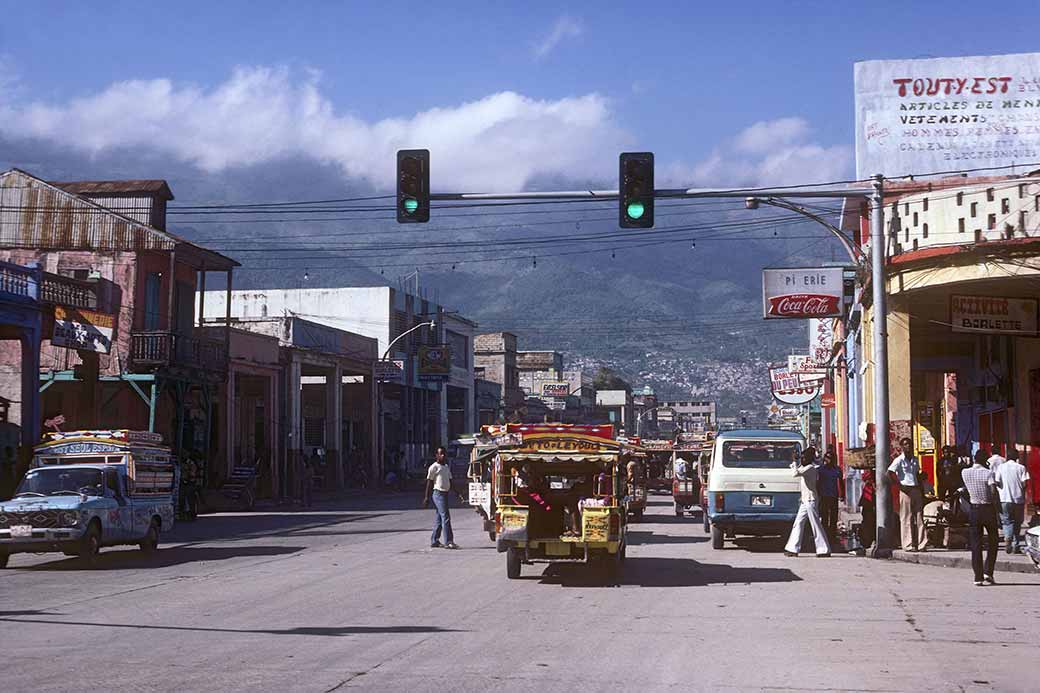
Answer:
762, 268, 845, 320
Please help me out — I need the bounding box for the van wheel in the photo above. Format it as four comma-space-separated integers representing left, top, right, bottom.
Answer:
139, 520, 160, 554
80, 523, 102, 566
674, 503, 683, 517
506, 548, 521, 579
0, 551, 8, 569
634, 510, 644, 522
487, 531, 496, 543
711, 524, 724, 549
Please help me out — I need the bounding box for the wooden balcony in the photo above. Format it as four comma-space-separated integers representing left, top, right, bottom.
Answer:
39, 274, 98, 310
130, 330, 229, 376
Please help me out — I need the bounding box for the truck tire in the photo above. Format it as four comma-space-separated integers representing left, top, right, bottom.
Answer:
711, 524, 724, 549
80, 522, 102, 566
634, 509, 644, 522
0, 551, 8, 569
703, 510, 710, 534
506, 547, 521, 579
139, 520, 160, 553
674, 503, 683, 517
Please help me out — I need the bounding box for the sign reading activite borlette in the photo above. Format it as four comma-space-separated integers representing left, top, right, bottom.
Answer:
762, 268, 845, 320
951, 295, 1039, 336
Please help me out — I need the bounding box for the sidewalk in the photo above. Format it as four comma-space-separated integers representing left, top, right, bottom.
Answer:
891, 546, 1038, 575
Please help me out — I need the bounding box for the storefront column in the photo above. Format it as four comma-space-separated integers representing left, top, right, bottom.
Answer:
286, 357, 303, 500
325, 364, 343, 489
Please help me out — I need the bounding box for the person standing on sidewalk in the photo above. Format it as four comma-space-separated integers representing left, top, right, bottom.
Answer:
784, 447, 831, 557
963, 449, 1002, 586
857, 468, 877, 552
889, 437, 928, 552
995, 448, 1030, 554
423, 446, 462, 549
817, 450, 844, 547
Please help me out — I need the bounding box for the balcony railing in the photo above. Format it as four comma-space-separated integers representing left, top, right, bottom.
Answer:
130, 330, 228, 375
39, 274, 98, 310
0, 261, 40, 302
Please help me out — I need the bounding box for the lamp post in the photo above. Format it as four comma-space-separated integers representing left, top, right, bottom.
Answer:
377, 320, 436, 485
746, 178, 892, 557
635, 405, 670, 439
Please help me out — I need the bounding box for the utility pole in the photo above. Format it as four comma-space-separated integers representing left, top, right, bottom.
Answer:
869, 174, 893, 557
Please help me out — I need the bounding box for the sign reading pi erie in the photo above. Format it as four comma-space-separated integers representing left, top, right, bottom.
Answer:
762, 268, 845, 320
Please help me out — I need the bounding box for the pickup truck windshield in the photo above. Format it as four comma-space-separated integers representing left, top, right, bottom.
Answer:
16, 468, 104, 496
721, 441, 801, 469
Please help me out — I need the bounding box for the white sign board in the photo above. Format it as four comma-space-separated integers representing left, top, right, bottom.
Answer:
52, 306, 114, 354
541, 382, 570, 398
375, 359, 405, 383
788, 354, 826, 382
855, 52, 1040, 178
951, 295, 1039, 336
763, 268, 844, 319
769, 366, 822, 405
809, 318, 835, 365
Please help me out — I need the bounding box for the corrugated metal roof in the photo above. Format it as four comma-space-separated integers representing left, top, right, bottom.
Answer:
52, 180, 174, 200
0, 169, 238, 268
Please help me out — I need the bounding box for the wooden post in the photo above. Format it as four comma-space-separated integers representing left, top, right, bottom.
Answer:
166, 249, 176, 332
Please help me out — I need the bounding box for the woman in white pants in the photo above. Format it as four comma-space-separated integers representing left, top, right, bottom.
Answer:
784, 447, 831, 557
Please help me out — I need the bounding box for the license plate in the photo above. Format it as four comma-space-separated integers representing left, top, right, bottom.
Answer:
11, 525, 32, 538
751, 495, 772, 507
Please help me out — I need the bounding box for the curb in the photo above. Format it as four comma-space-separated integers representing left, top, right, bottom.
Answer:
891, 549, 1038, 575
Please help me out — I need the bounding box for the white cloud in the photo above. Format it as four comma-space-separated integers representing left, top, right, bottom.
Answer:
0, 68, 851, 190
533, 16, 583, 60
661, 117, 852, 188
0, 66, 626, 191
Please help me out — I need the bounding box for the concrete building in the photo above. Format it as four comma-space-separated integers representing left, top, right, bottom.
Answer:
442, 313, 478, 439
474, 332, 525, 419
475, 377, 502, 426
202, 286, 473, 478
596, 389, 632, 434
659, 399, 717, 433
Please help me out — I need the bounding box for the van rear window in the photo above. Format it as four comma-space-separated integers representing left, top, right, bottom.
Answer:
721, 442, 801, 468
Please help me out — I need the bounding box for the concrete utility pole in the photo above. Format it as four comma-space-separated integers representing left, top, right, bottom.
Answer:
869, 174, 892, 557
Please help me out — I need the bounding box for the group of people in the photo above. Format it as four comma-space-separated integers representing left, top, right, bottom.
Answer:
783, 446, 844, 557
787, 436, 1031, 586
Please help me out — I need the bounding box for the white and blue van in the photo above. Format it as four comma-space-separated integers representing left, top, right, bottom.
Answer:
705, 430, 804, 549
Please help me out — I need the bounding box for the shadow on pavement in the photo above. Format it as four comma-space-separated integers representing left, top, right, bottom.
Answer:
0, 615, 462, 637
626, 530, 707, 546
171, 512, 393, 543
533, 557, 801, 588
9, 545, 305, 571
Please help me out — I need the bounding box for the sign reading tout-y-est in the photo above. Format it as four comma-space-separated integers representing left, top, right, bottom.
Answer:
762, 268, 844, 319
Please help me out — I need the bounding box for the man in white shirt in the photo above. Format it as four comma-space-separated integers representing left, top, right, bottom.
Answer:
995, 448, 1030, 554
888, 437, 927, 552
423, 446, 462, 549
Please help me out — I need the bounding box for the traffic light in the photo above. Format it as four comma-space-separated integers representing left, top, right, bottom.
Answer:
619, 152, 654, 228
397, 149, 430, 223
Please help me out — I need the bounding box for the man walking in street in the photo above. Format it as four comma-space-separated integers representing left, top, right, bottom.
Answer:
423, 446, 461, 549
995, 448, 1030, 554
785, 447, 831, 557
963, 449, 1001, 585
889, 437, 927, 552
817, 450, 844, 547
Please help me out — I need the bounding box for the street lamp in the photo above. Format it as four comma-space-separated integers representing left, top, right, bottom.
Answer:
377, 320, 436, 485
747, 177, 892, 558
635, 405, 671, 438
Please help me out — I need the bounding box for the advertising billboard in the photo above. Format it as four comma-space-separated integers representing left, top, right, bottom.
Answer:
541, 382, 571, 398
375, 359, 405, 384
769, 366, 822, 406
951, 294, 1039, 336
855, 52, 1040, 178
762, 267, 845, 319
51, 306, 115, 354
418, 345, 452, 378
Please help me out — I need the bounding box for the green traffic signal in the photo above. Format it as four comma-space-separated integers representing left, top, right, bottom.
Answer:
626, 201, 645, 220
403, 198, 419, 214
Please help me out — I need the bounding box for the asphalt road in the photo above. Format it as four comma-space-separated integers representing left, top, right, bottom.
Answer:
2, 494, 1039, 692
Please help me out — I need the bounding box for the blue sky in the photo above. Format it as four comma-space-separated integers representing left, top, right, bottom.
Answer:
2, 1, 1039, 189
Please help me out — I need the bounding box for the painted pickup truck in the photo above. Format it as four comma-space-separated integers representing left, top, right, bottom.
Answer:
0, 430, 175, 568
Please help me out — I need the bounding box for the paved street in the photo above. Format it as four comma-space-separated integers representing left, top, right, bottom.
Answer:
2, 494, 1039, 692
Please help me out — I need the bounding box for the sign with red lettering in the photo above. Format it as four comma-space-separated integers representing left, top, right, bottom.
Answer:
855, 52, 1040, 178
769, 366, 822, 405
950, 294, 1039, 336
762, 268, 844, 320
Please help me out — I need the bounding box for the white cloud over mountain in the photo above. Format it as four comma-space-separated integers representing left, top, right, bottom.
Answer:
0, 66, 850, 191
